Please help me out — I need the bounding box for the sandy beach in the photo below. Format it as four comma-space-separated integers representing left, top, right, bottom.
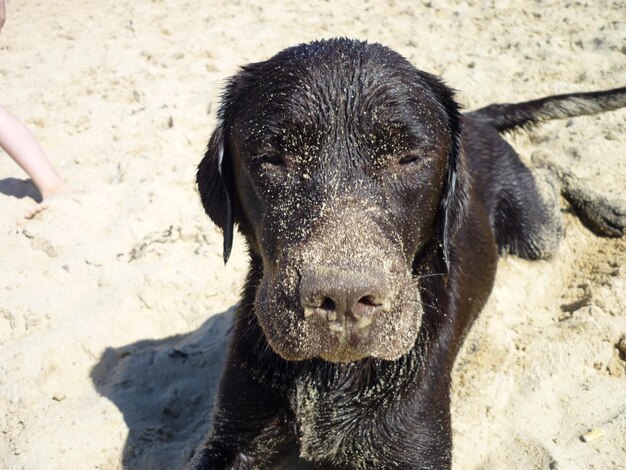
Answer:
1, 1, 624, 468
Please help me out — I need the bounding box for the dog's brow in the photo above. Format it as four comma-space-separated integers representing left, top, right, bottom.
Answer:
273, 122, 323, 152
367, 121, 433, 156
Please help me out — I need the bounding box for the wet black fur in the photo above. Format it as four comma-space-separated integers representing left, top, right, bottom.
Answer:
189, 39, 624, 469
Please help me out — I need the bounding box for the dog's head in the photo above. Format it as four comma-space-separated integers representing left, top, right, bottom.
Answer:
198, 39, 467, 363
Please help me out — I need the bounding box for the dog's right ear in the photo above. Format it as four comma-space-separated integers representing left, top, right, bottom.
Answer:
197, 124, 235, 264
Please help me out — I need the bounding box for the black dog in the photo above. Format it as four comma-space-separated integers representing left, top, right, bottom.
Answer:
189, 39, 625, 469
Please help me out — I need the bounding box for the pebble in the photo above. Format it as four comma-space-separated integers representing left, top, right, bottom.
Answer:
581, 428, 605, 443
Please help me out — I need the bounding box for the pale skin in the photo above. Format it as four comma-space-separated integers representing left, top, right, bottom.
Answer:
0, 107, 66, 218
0, 0, 66, 219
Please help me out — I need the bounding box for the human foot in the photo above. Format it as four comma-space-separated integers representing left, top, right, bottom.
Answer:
23, 181, 66, 220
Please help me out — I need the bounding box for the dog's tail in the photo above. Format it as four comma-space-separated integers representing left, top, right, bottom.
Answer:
466, 86, 626, 132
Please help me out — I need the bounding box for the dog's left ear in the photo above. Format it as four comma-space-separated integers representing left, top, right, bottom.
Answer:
437, 99, 470, 275
197, 124, 236, 264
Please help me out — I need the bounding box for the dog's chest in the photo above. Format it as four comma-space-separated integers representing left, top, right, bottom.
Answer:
290, 376, 387, 467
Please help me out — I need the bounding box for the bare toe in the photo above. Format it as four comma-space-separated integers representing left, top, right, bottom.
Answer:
23, 201, 51, 221
23, 204, 41, 220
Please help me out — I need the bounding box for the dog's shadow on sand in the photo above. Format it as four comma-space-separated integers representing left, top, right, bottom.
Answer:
91, 308, 235, 469
0, 177, 42, 202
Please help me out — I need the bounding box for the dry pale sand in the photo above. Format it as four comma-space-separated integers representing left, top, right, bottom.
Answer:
1, 1, 625, 469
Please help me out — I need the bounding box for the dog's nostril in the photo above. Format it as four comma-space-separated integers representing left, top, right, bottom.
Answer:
320, 297, 336, 311
358, 295, 381, 308
302, 296, 337, 319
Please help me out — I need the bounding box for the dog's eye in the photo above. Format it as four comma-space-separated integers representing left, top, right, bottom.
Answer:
259, 153, 285, 166
398, 154, 420, 165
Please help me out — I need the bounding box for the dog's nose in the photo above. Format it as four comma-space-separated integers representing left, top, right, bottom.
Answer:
300, 268, 391, 329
